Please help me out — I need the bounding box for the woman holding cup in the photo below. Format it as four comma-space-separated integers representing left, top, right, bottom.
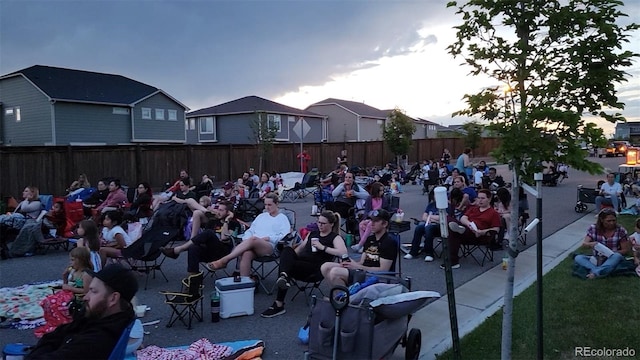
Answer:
260, 211, 347, 318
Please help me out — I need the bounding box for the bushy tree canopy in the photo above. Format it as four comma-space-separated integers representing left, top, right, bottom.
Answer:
448, 0, 639, 178
382, 108, 416, 159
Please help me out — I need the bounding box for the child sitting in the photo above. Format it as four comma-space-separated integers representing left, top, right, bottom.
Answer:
43, 201, 66, 238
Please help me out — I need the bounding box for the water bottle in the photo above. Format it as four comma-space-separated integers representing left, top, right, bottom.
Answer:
210, 290, 220, 322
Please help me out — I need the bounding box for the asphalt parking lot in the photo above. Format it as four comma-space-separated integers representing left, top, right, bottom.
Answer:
0, 156, 617, 358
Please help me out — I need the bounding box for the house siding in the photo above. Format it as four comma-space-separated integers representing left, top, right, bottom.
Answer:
287, 116, 324, 143
55, 102, 131, 144
306, 104, 357, 142
0, 76, 52, 146
359, 116, 385, 141
134, 93, 185, 142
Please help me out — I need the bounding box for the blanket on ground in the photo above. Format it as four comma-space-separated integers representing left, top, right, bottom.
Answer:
0, 280, 61, 329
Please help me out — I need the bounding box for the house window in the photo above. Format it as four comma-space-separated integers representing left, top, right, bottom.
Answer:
112, 107, 130, 115
155, 109, 165, 120
141, 108, 152, 119
15, 107, 21, 122
200, 117, 214, 134
168, 109, 178, 121
185, 120, 189, 130
5, 109, 13, 115
189, 119, 196, 130
267, 114, 281, 132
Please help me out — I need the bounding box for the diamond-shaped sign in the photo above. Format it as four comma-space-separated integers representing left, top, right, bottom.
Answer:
292, 118, 310, 140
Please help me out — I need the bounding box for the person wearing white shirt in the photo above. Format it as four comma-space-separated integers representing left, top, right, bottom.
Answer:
208, 193, 290, 276
595, 173, 623, 212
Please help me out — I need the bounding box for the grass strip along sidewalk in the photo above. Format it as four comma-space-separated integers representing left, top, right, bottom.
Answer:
438, 215, 640, 360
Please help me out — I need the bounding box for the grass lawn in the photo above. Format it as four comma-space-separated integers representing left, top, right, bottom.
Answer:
437, 215, 640, 360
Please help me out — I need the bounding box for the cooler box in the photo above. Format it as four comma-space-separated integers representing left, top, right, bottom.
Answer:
215, 277, 255, 319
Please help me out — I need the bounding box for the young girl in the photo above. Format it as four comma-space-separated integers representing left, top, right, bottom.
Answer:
43, 201, 66, 237
76, 219, 102, 272
98, 210, 132, 267
351, 182, 396, 253
34, 247, 93, 337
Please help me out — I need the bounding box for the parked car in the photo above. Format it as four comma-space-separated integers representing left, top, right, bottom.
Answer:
602, 141, 630, 157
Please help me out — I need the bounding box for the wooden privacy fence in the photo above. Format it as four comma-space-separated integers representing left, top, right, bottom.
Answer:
0, 137, 499, 197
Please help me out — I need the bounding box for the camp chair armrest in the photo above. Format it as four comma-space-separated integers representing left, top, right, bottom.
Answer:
160, 291, 188, 297
35, 210, 47, 223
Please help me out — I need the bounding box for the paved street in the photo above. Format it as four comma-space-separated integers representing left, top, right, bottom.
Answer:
0, 155, 621, 358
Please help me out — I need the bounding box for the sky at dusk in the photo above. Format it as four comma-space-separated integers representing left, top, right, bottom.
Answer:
1, 0, 639, 137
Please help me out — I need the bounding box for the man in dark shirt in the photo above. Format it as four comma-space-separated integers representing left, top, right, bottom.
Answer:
161, 201, 240, 274
321, 209, 397, 286
26, 264, 138, 359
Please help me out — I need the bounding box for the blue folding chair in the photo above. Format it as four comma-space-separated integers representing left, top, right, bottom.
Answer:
107, 320, 135, 360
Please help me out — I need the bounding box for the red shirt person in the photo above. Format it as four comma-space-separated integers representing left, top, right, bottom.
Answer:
444, 189, 502, 268
297, 150, 311, 173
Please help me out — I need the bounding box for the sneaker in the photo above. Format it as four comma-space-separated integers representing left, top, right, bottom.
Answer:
261, 302, 286, 318
276, 273, 291, 290
440, 263, 460, 269
448, 222, 466, 234
351, 244, 363, 253
424, 255, 434, 262
160, 247, 179, 259
403, 253, 415, 260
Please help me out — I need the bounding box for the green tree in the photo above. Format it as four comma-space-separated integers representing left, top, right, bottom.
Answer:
447, 0, 638, 358
249, 111, 279, 174
462, 120, 484, 155
382, 108, 416, 165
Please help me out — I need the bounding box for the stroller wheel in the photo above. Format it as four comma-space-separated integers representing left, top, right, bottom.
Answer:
405, 328, 421, 360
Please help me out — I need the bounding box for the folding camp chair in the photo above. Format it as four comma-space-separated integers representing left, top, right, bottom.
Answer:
236, 198, 265, 222
459, 230, 499, 266
160, 272, 204, 329
290, 272, 324, 304
123, 226, 182, 289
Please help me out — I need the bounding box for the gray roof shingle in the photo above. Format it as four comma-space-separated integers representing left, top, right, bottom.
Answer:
309, 98, 390, 119
187, 95, 323, 118
2, 65, 162, 106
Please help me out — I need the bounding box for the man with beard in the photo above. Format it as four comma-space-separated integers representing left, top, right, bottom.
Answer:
26, 264, 138, 359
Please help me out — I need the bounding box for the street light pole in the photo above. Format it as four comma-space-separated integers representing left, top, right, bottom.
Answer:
435, 186, 460, 359
534, 172, 543, 360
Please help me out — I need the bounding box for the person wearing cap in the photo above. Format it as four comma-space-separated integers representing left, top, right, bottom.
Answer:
26, 264, 138, 360
160, 201, 241, 274
320, 209, 397, 287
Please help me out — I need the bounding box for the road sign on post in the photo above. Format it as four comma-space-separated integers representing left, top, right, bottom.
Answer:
293, 117, 311, 172
292, 118, 310, 140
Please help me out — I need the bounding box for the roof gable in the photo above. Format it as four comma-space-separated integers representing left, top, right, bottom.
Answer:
187, 95, 322, 118
310, 98, 390, 119
3, 65, 160, 106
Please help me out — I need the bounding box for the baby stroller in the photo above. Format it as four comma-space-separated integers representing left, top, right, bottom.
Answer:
404, 163, 422, 185
305, 280, 439, 360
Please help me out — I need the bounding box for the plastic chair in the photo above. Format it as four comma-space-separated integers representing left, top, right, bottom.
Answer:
160, 272, 204, 329
107, 320, 135, 360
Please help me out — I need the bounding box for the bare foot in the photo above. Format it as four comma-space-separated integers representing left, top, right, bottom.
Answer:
209, 259, 226, 270
586, 273, 597, 279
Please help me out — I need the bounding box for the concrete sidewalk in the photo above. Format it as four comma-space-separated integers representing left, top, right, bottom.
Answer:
410, 215, 592, 359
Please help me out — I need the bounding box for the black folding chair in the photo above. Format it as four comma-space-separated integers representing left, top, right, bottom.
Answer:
160, 272, 204, 329
290, 272, 324, 304
123, 226, 182, 289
